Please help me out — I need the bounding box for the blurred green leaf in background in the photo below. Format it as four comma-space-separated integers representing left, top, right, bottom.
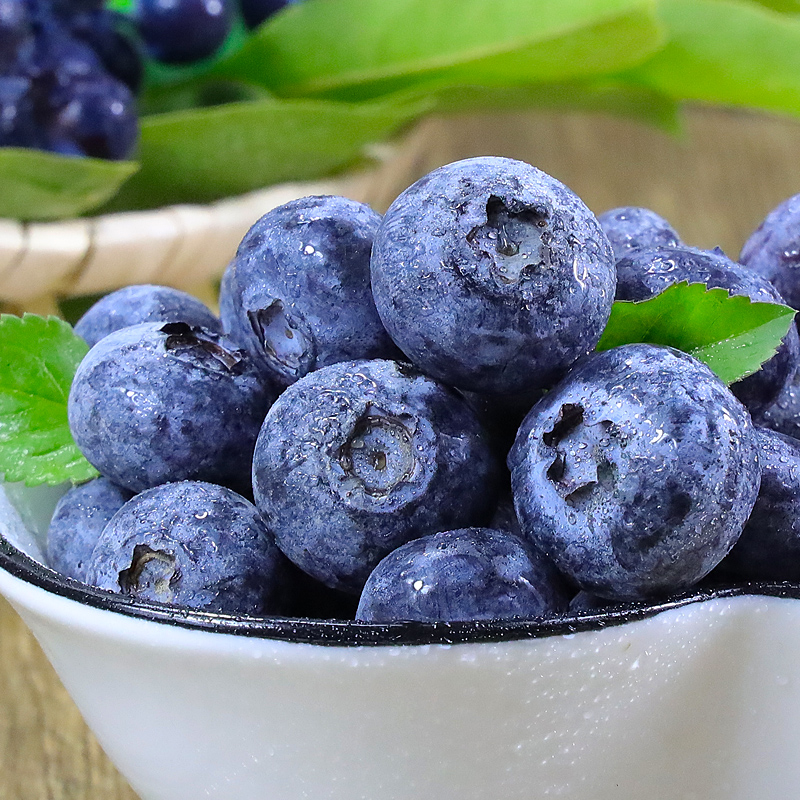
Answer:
9, 0, 800, 219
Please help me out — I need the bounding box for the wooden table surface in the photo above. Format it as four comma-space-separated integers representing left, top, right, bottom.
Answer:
4, 105, 800, 800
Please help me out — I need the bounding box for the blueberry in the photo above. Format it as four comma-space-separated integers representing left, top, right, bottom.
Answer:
68, 322, 276, 494
74, 284, 221, 347
28, 21, 103, 88
0, 76, 38, 148
46, 477, 132, 583
135, 0, 232, 64
220, 195, 398, 390
239, 0, 297, 29
568, 591, 614, 614
251, 359, 499, 594
761, 370, 800, 440
508, 344, 761, 601
355, 528, 570, 623
370, 156, 616, 399
717, 428, 800, 582
0, 0, 33, 72
489, 492, 523, 537
597, 206, 681, 261
68, 10, 143, 94
740, 193, 800, 315
47, 74, 138, 160
86, 481, 292, 615
615, 244, 800, 418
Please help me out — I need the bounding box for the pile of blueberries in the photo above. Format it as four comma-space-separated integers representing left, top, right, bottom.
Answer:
0, 0, 298, 160
46, 155, 800, 623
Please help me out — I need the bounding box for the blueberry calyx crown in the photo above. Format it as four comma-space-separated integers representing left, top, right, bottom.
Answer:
466, 195, 551, 286
543, 402, 620, 508
118, 543, 180, 601
160, 322, 245, 374
246, 300, 315, 381
338, 410, 417, 499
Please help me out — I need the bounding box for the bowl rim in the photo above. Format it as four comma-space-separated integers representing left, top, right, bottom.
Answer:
3, 534, 799, 647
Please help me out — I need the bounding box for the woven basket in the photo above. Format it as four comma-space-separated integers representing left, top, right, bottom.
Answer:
4, 105, 800, 315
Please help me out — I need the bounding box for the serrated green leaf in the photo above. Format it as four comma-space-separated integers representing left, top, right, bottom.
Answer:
105, 94, 431, 211
596, 282, 796, 384
0, 314, 98, 486
214, 0, 665, 101
625, 0, 800, 118
0, 148, 138, 222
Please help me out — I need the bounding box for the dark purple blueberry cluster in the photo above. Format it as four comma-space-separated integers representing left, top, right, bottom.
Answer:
0, 0, 302, 160
0, 0, 139, 159
47, 158, 800, 625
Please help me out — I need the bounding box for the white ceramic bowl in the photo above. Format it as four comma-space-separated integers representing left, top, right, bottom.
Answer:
2, 482, 800, 800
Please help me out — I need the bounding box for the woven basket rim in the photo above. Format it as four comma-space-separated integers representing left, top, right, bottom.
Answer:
0, 173, 373, 306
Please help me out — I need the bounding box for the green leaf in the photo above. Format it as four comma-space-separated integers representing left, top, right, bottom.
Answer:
744, 0, 800, 12
214, 0, 666, 101
417, 80, 681, 131
0, 148, 138, 222
106, 94, 431, 211
596, 282, 796, 384
625, 0, 800, 118
0, 314, 98, 487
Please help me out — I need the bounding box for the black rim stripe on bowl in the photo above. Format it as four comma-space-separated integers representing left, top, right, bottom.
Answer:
3, 536, 800, 647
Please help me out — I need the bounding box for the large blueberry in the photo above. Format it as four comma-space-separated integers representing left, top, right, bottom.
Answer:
370, 157, 616, 399
86, 481, 291, 615
356, 528, 570, 623
252, 359, 499, 594
615, 244, 800, 418
740, 193, 800, 314
74, 284, 221, 347
46, 477, 132, 583
68, 322, 276, 493
508, 344, 761, 601
220, 195, 398, 389
597, 206, 681, 261
717, 428, 800, 582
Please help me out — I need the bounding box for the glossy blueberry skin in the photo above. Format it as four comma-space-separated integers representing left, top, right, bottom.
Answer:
0, 0, 32, 72
86, 482, 292, 615
356, 528, 570, 623
46, 477, 132, 583
252, 359, 499, 594
239, 0, 296, 28
0, 76, 38, 148
221, 195, 398, 390
47, 74, 138, 160
762, 370, 800, 439
68, 10, 143, 94
68, 322, 276, 494
508, 344, 761, 601
597, 206, 681, 261
28, 21, 103, 90
490, 493, 523, 537
135, 0, 232, 64
740, 193, 800, 314
370, 157, 616, 399
615, 244, 800, 418
718, 428, 800, 582
74, 284, 221, 347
